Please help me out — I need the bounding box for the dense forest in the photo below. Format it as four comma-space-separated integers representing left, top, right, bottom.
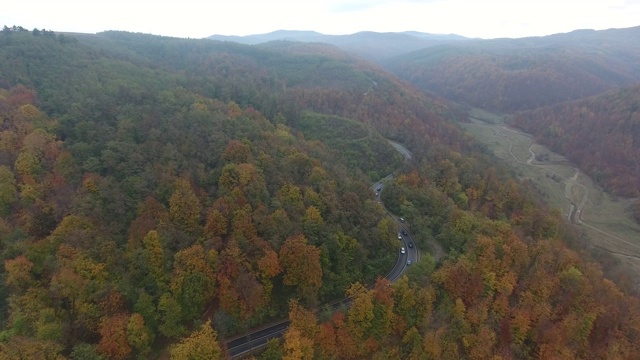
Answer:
510, 85, 640, 197
0, 27, 639, 359
385, 27, 640, 113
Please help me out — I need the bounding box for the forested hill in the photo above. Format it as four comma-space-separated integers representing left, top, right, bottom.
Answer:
47, 30, 467, 149
510, 84, 640, 197
386, 26, 640, 113
1, 28, 640, 359
208, 30, 469, 63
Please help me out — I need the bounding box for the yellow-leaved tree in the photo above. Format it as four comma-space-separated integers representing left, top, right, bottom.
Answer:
170, 320, 223, 360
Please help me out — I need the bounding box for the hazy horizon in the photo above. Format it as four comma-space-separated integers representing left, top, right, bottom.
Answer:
2, 0, 639, 40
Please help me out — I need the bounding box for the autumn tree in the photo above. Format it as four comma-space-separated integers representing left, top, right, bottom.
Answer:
169, 320, 222, 360
97, 314, 132, 360
4, 255, 35, 294
279, 234, 322, 303
169, 178, 202, 236
282, 327, 314, 360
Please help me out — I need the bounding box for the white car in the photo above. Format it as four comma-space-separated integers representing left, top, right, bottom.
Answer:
398, 233, 402, 240
401, 247, 406, 254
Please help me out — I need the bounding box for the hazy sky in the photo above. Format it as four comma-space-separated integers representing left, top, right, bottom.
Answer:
3, 0, 639, 39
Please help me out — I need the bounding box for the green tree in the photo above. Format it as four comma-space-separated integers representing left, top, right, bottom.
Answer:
0, 165, 17, 216
170, 244, 216, 321
158, 293, 185, 338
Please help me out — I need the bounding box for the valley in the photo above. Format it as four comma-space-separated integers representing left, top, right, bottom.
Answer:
463, 110, 640, 286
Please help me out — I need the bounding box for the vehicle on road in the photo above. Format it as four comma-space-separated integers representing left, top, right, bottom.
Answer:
407, 260, 412, 265
399, 217, 405, 223
408, 242, 413, 248
402, 229, 408, 236
397, 233, 402, 240
401, 247, 406, 254
376, 187, 381, 192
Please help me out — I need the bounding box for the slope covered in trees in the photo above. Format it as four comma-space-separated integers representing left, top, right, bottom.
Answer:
509, 84, 640, 197
1, 28, 640, 359
386, 27, 640, 113
0, 30, 417, 358
259, 135, 640, 359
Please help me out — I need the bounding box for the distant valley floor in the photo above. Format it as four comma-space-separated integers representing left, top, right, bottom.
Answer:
462, 112, 640, 290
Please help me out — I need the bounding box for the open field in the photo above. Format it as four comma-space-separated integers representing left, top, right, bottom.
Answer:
463, 114, 640, 286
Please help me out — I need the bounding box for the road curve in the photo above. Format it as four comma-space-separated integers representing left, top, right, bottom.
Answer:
226, 143, 416, 358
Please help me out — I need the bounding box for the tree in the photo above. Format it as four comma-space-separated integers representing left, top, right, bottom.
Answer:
261, 338, 283, 360
279, 234, 322, 303
0, 336, 65, 360
142, 230, 167, 292
97, 314, 132, 360
0, 165, 17, 216
127, 313, 152, 358
204, 208, 227, 250
288, 299, 317, 339
4, 255, 35, 293
221, 139, 252, 164
346, 282, 374, 341
158, 293, 185, 338
169, 320, 222, 360
282, 327, 314, 360
70, 343, 106, 360
276, 184, 305, 221
170, 244, 216, 321
302, 206, 323, 242
402, 327, 425, 360
169, 178, 201, 236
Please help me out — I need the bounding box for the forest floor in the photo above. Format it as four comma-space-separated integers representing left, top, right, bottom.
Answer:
463, 110, 640, 289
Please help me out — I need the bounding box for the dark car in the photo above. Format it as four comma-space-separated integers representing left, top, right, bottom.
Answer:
402, 229, 408, 236
408, 242, 413, 248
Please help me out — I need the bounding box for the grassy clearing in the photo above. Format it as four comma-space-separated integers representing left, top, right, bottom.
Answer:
462, 113, 640, 268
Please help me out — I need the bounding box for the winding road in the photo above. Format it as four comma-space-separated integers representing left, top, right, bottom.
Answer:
226, 141, 420, 358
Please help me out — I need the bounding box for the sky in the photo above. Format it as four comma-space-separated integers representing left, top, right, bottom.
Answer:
2, 0, 640, 39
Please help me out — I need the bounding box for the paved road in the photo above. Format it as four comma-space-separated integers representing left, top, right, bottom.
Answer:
227, 146, 416, 358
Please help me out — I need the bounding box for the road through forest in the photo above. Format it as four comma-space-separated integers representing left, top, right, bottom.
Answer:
226, 140, 429, 358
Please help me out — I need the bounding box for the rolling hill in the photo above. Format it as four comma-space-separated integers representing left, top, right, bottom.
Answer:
208, 29, 469, 63
510, 84, 640, 197
386, 26, 640, 113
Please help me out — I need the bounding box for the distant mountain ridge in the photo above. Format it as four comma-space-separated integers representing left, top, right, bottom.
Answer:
208, 30, 469, 62
386, 26, 640, 112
